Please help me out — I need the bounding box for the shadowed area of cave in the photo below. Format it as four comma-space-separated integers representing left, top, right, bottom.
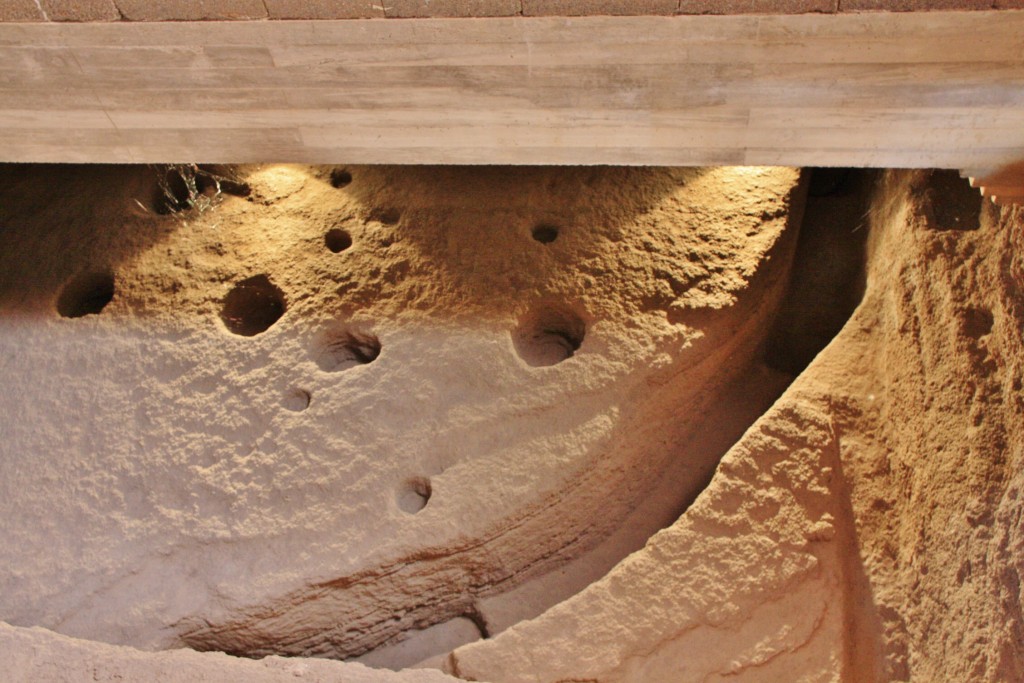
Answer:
221, 274, 287, 337
56, 270, 116, 319
764, 168, 874, 376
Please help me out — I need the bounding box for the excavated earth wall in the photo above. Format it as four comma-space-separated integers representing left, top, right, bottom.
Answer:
0, 165, 1021, 682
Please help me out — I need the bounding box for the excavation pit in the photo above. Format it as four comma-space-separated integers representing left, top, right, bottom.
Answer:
0, 163, 1019, 683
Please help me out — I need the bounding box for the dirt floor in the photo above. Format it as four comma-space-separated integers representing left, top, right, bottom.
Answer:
0, 164, 1020, 682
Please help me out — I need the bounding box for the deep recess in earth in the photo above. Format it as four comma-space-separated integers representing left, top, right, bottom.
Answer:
0, 164, 1022, 683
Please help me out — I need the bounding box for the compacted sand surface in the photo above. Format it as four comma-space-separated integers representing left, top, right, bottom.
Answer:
0, 165, 1020, 682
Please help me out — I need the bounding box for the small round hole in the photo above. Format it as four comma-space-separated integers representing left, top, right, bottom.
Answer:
325, 228, 353, 253
57, 270, 115, 318
532, 224, 559, 244
314, 327, 381, 372
282, 388, 311, 412
512, 303, 586, 367
397, 477, 431, 514
221, 275, 286, 337
330, 169, 353, 188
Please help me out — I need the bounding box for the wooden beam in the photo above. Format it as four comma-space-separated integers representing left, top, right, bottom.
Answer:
0, 12, 1022, 166
968, 161, 1024, 206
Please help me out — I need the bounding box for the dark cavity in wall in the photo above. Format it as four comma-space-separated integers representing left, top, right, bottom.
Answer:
315, 327, 382, 372
915, 169, 983, 232
512, 303, 586, 367
763, 168, 875, 376
151, 164, 251, 214
221, 275, 287, 337
57, 270, 115, 318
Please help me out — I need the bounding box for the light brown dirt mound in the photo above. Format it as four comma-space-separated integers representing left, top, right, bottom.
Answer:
0, 622, 461, 683
450, 393, 849, 682
832, 170, 1024, 682
1, 166, 1019, 682
443, 169, 1024, 682
0, 164, 802, 663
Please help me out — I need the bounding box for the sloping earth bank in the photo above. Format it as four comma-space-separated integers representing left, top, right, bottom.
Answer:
1, 166, 1020, 682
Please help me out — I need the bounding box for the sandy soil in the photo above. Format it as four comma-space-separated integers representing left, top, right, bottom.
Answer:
0, 164, 802, 667
0, 165, 1020, 682
449, 169, 1024, 683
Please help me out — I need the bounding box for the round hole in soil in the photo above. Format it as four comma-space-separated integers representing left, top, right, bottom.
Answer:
325, 228, 353, 253
57, 270, 115, 318
512, 303, 586, 367
282, 388, 311, 412
331, 169, 353, 188
532, 224, 559, 244
221, 275, 286, 337
315, 327, 381, 372
397, 477, 432, 514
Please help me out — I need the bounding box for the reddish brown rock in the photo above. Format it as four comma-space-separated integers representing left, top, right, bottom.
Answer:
0, 0, 44, 21
115, 0, 267, 20
40, 0, 120, 21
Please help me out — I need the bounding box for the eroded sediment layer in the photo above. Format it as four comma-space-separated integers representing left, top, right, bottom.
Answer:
444, 170, 1024, 683
5, 166, 1017, 682
0, 164, 802, 660
0, 622, 460, 683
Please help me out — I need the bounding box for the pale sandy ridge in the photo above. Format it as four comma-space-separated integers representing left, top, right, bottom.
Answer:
0, 621, 465, 683
0, 164, 801, 663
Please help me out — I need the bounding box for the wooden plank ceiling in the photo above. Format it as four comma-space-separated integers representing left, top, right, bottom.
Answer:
0, 10, 1022, 179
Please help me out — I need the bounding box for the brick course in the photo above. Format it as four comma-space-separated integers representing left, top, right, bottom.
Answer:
386, 0, 521, 17
0, 0, 45, 21
0, 0, 1017, 22
677, 0, 837, 13
840, 0, 992, 10
522, 0, 677, 16
41, 0, 120, 21
114, 0, 268, 21
265, 0, 384, 19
